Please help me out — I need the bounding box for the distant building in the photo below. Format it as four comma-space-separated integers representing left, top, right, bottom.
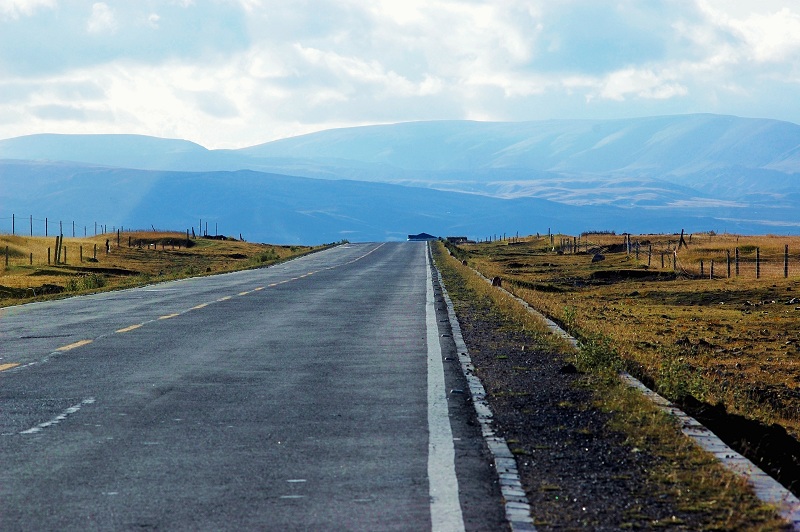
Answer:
407, 232, 438, 241
446, 236, 469, 244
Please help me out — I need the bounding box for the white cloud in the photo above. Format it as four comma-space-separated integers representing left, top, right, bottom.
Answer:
596, 68, 688, 102
86, 2, 117, 34
0, 0, 55, 20
729, 8, 800, 63
694, 1, 800, 64
1, 0, 799, 148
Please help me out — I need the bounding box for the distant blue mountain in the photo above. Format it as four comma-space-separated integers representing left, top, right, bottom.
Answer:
0, 160, 783, 244
1, 114, 798, 242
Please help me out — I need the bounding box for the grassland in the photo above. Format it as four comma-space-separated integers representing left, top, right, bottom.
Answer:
458, 233, 800, 438
0, 231, 328, 306
433, 241, 786, 530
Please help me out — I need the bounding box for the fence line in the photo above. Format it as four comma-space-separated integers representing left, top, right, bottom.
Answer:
0, 214, 123, 238
556, 233, 800, 280
1, 214, 222, 240
2, 236, 195, 270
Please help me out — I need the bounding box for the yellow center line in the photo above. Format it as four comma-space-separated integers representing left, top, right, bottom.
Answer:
268, 283, 278, 287
254, 287, 265, 291
217, 296, 232, 302
0, 363, 20, 372
158, 313, 180, 320
238, 291, 250, 296
191, 303, 209, 310
116, 324, 143, 333
57, 339, 93, 351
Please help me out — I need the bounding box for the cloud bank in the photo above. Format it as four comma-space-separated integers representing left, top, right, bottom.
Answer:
0, 0, 798, 148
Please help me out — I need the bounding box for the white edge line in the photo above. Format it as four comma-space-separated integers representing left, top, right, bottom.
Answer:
426, 243, 466, 532
20, 398, 96, 435
458, 248, 800, 530
431, 246, 537, 532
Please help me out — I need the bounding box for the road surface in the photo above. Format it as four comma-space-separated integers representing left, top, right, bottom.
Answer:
0, 242, 503, 530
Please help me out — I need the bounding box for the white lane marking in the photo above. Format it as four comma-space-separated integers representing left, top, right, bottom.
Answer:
20, 398, 96, 435
425, 244, 465, 532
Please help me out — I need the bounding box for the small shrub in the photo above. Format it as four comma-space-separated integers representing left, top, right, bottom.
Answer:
657, 355, 705, 402
64, 277, 79, 292
64, 273, 106, 292
563, 305, 577, 332
257, 250, 279, 263
576, 333, 622, 374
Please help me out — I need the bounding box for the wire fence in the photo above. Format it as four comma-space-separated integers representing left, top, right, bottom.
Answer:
0, 214, 121, 238
558, 233, 800, 281
0, 213, 223, 239
0, 213, 227, 270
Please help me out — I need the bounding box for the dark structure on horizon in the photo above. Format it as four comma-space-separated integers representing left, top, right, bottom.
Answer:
407, 233, 437, 241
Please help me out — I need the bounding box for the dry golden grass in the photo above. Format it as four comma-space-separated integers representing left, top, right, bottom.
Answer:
434, 241, 786, 530
0, 231, 324, 306
462, 234, 800, 438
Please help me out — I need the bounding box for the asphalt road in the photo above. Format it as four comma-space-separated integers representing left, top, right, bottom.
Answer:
0, 242, 503, 531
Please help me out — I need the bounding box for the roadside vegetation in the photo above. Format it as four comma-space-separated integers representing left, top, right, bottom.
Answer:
0, 231, 332, 307
457, 233, 800, 438
433, 239, 789, 529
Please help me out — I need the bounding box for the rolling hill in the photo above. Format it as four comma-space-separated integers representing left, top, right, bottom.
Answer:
1, 114, 798, 243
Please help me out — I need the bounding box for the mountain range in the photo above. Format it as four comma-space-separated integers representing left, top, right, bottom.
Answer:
1, 114, 798, 244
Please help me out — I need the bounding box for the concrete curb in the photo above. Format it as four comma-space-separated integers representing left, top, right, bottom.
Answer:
430, 262, 537, 532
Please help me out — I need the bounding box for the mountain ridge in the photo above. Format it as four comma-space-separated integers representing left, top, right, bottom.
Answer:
1, 114, 799, 242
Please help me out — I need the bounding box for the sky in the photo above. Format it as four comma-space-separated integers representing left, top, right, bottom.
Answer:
0, 0, 799, 149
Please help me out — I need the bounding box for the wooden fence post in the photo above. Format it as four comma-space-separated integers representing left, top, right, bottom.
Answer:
4, 245, 8, 267
786, 245, 790, 278
710, 260, 714, 279
661, 252, 665, 269
727, 250, 731, 278
30, 253, 33, 265
756, 248, 760, 279
80, 245, 83, 262
48, 248, 51, 265
93, 244, 97, 259
735, 248, 740, 276
700, 260, 704, 277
